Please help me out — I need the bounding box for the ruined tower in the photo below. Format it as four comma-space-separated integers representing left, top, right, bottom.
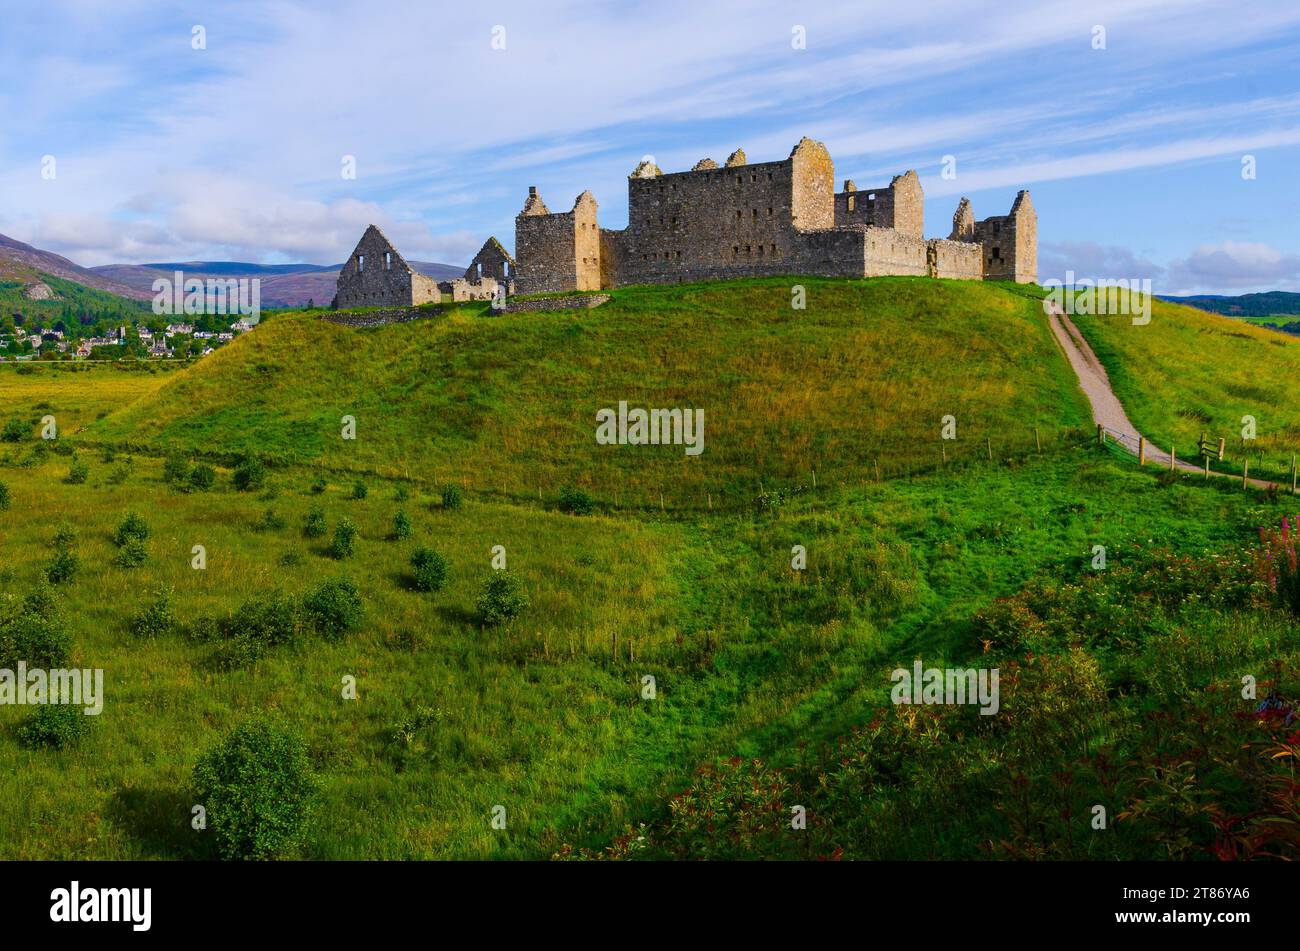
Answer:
973, 191, 1037, 283
513, 188, 601, 295
335, 224, 439, 309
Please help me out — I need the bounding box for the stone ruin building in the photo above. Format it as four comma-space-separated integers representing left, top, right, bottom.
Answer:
333, 224, 440, 309
335, 136, 1036, 309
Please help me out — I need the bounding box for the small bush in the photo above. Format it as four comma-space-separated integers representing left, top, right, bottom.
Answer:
17, 705, 90, 750
233, 456, 266, 492
131, 587, 178, 640
351, 481, 368, 500
309, 475, 327, 494
410, 547, 449, 592
303, 505, 327, 539
163, 454, 190, 485
393, 485, 410, 502
1, 419, 26, 442
255, 508, 287, 532
192, 718, 317, 860
329, 517, 357, 559
0, 480, 9, 510
0, 589, 71, 668
441, 484, 463, 511
558, 485, 595, 515
113, 538, 149, 568
278, 550, 303, 568
107, 463, 131, 486
477, 570, 529, 624
189, 463, 216, 490
218, 593, 301, 648
392, 509, 412, 540
44, 548, 79, 585
64, 460, 89, 485
113, 512, 151, 547
300, 578, 364, 639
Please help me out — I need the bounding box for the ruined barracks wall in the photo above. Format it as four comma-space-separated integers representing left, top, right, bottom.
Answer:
514, 189, 601, 295
336, 225, 440, 308
929, 238, 984, 280
973, 190, 1037, 283
861, 227, 928, 277
834, 171, 924, 238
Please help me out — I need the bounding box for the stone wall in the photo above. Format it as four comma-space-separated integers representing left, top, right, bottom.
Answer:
973, 191, 1037, 283
500, 294, 610, 313
834, 171, 923, 238
320, 307, 438, 328
861, 227, 928, 277
928, 238, 983, 280
336, 225, 440, 309
514, 188, 577, 295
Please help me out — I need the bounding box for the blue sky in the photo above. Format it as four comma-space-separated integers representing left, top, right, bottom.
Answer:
2, 0, 1300, 294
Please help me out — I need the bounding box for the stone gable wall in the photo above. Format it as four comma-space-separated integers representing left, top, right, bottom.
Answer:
515, 209, 577, 295
336, 228, 440, 308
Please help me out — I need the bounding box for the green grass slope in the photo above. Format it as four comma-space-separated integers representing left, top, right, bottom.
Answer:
86, 277, 1092, 507
1071, 298, 1300, 482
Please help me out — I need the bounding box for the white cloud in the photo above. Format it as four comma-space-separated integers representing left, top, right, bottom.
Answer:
1165, 241, 1300, 294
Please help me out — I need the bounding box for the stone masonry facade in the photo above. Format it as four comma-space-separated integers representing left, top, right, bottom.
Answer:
335, 136, 1037, 309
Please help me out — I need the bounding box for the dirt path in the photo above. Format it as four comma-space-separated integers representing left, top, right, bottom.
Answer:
1044, 302, 1282, 490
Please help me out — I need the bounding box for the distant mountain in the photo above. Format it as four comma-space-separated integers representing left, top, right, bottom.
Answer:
0, 233, 151, 300
91, 260, 466, 309
1160, 291, 1300, 318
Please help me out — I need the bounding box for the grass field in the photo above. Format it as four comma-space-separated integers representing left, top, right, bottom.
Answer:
0, 276, 1296, 860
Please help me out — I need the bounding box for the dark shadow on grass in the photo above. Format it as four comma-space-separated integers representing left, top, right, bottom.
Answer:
107, 784, 213, 860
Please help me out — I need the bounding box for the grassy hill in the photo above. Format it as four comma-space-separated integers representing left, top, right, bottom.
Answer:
85, 277, 1092, 508
1071, 297, 1300, 482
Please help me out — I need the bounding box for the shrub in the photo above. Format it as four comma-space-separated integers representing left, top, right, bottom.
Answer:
441, 484, 463, 511
255, 508, 287, 532
44, 548, 79, 585
309, 475, 327, 494
392, 509, 412, 540
113, 512, 151, 547
351, 481, 368, 500
163, 454, 190, 485
0, 480, 9, 510
477, 570, 529, 624
112, 538, 149, 568
192, 718, 317, 860
329, 517, 357, 559
189, 463, 216, 490
131, 587, 178, 640
303, 505, 327, 539
64, 460, 88, 484
393, 484, 410, 502
278, 550, 303, 568
17, 705, 90, 750
300, 578, 364, 639
558, 485, 595, 515
107, 463, 131, 486
0, 588, 71, 668
218, 593, 301, 647
410, 547, 449, 592
1, 419, 26, 442
233, 456, 266, 492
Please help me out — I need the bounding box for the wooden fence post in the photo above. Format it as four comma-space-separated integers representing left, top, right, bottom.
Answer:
1217, 438, 1225, 462
986, 436, 993, 460
1097, 424, 1105, 446
1170, 446, 1176, 471
1204, 456, 1210, 479
1035, 427, 1041, 453
1138, 437, 1146, 467
1292, 455, 1298, 495
1242, 460, 1249, 489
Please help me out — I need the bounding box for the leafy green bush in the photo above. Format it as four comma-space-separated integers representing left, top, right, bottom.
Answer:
232, 456, 266, 492
163, 454, 190, 485
477, 570, 529, 624
192, 718, 317, 860
0, 588, 72, 668
189, 463, 216, 490
0, 480, 9, 510
113, 512, 151, 547
218, 593, 301, 648
393, 484, 410, 502
255, 508, 286, 532
410, 547, 449, 592
64, 460, 88, 484
309, 475, 327, 494
351, 481, 368, 500
558, 485, 595, 515
392, 510, 412, 540
329, 517, 357, 559
44, 548, 79, 585
131, 587, 178, 640
112, 538, 149, 568
1, 419, 26, 442
303, 504, 327, 539
17, 705, 90, 750
441, 484, 463, 511
300, 578, 364, 639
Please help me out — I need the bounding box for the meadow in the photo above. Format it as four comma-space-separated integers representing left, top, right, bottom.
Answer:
0, 276, 1296, 860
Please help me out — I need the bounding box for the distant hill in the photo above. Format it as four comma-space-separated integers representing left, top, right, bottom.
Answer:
0, 233, 151, 300
92, 259, 465, 309
1160, 291, 1300, 318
